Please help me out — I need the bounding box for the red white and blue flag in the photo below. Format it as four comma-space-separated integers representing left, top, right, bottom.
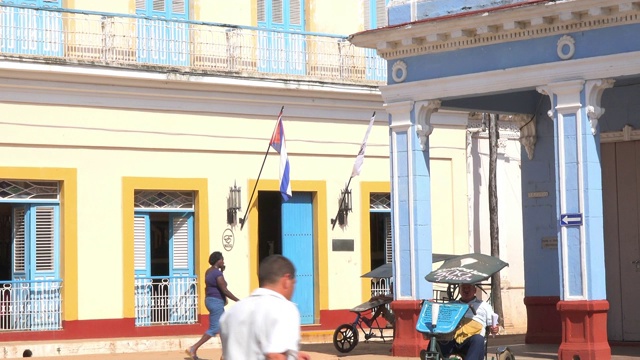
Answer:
270, 111, 292, 201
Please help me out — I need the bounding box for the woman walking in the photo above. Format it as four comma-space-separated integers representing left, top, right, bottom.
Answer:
187, 251, 239, 360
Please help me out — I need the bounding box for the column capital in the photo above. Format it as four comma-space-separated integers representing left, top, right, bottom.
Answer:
585, 79, 615, 135
385, 101, 414, 131
415, 100, 441, 150
537, 80, 584, 118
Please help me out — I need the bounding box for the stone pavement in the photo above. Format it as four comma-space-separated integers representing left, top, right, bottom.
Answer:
6, 334, 640, 359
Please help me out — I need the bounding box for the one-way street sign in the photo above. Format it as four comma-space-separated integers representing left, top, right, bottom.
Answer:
560, 213, 583, 226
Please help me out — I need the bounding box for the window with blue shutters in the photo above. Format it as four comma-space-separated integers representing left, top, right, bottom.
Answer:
257, 0, 306, 75
132, 191, 196, 326
0, 0, 63, 57
364, 0, 387, 81
135, 0, 190, 66
0, 181, 61, 331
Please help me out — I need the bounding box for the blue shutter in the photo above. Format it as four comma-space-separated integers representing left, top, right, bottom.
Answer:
0, 0, 63, 56
168, 212, 195, 323
257, 0, 306, 75
136, 0, 190, 66
133, 213, 151, 326
30, 205, 60, 330
281, 192, 314, 325
169, 212, 193, 277
10, 204, 60, 330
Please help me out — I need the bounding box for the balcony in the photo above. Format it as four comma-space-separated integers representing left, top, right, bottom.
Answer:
0, 4, 387, 86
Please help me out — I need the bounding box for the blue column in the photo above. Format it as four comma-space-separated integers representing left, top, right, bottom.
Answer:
537, 79, 612, 301
385, 100, 440, 300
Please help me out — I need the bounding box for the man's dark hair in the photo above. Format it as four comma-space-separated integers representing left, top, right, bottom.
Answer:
209, 251, 223, 266
23, 349, 32, 357
258, 255, 295, 286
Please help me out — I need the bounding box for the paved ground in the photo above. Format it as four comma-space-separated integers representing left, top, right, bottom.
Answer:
17, 335, 640, 359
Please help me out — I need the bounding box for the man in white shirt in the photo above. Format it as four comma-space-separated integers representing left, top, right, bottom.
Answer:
220, 255, 311, 360
438, 283, 499, 360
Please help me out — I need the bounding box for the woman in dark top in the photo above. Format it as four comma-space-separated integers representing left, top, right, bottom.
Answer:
187, 251, 239, 360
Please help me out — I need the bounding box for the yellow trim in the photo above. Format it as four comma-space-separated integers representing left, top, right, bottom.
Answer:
360, 182, 391, 302
122, 177, 209, 318
248, 180, 328, 321
0, 167, 78, 321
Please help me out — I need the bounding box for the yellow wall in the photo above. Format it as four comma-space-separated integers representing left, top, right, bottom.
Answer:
66, 0, 130, 13
197, 0, 253, 25
429, 126, 470, 259
0, 101, 389, 320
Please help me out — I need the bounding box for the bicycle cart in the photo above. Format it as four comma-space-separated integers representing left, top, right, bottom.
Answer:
332, 297, 394, 353
417, 253, 516, 360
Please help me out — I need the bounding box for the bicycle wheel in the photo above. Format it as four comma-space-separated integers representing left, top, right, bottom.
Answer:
333, 323, 359, 353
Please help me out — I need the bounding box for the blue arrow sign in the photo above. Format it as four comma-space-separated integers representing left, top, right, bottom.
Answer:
560, 213, 582, 226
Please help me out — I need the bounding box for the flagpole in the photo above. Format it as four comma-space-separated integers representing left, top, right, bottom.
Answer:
331, 111, 376, 230
239, 106, 284, 230
331, 176, 353, 230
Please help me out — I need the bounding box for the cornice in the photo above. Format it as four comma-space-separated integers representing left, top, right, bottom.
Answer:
601, 125, 640, 143
351, 0, 640, 60
0, 61, 385, 122
379, 50, 640, 104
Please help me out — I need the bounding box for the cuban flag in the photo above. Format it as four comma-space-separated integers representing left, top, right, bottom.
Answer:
270, 111, 292, 201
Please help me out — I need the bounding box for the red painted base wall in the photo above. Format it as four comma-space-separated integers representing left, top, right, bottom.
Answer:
524, 296, 562, 344
0, 309, 359, 342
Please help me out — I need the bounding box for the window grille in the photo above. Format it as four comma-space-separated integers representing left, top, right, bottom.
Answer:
0, 180, 59, 200
370, 192, 390, 210
134, 191, 194, 209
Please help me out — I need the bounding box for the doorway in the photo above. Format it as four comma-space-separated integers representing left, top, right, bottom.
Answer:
257, 191, 315, 324
602, 140, 640, 341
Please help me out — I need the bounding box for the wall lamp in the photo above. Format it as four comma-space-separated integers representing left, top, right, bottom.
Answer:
227, 184, 241, 225
331, 188, 352, 227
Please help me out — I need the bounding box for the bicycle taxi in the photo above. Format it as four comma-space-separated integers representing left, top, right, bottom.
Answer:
416, 253, 516, 360
333, 254, 459, 353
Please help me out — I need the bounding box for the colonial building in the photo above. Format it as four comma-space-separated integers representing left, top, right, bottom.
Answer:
350, 0, 640, 359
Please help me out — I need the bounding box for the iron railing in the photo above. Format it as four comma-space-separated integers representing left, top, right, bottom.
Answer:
0, 279, 63, 331
134, 275, 198, 327
0, 4, 387, 85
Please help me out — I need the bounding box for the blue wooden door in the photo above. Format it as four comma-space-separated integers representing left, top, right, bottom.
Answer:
281, 192, 314, 325
0, 0, 63, 57
257, 0, 306, 75
136, 0, 189, 66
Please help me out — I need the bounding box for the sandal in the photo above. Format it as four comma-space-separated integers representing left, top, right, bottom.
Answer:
185, 348, 198, 360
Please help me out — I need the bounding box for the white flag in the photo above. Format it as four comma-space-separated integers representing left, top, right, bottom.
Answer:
351, 113, 376, 178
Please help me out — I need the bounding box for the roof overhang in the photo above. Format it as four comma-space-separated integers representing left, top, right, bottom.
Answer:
349, 0, 640, 60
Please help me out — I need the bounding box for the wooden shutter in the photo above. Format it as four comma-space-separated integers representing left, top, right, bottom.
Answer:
289, 0, 301, 26
152, 0, 165, 12
257, 0, 265, 22
376, 0, 387, 28
12, 207, 27, 279
273, 0, 283, 24
134, 214, 149, 277
170, 213, 192, 276
172, 0, 185, 14
364, 0, 371, 30
34, 206, 55, 274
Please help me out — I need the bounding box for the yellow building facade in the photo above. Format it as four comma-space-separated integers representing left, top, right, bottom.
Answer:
0, 0, 478, 341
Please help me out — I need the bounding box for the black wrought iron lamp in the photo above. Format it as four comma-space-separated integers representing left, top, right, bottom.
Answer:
332, 188, 352, 226
227, 184, 241, 225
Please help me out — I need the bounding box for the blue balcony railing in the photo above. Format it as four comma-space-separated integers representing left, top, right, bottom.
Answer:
134, 275, 198, 327
0, 4, 387, 85
0, 279, 63, 331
